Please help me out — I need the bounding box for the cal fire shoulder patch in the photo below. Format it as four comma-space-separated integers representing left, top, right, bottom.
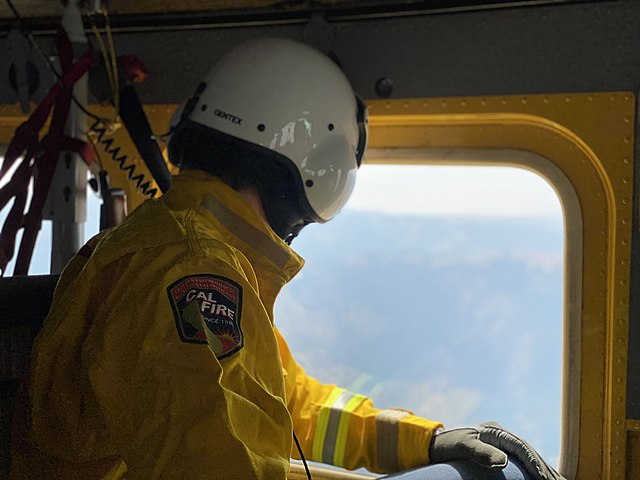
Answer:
167, 274, 244, 359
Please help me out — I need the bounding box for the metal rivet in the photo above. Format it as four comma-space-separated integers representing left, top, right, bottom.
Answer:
257, 124, 265, 132
201, 104, 207, 112
305, 180, 314, 187
328, 124, 334, 131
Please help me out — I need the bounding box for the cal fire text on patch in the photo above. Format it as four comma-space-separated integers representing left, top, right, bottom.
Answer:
167, 274, 244, 359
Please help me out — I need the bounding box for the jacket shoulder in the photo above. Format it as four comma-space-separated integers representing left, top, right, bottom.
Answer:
93, 199, 188, 263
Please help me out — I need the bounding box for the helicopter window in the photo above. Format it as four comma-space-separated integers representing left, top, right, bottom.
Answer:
0, 153, 53, 276
276, 162, 564, 474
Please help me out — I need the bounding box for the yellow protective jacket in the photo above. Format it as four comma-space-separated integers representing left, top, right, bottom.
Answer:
11, 170, 442, 479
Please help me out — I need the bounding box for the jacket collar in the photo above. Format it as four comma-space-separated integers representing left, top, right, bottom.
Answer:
163, 170, 305, 285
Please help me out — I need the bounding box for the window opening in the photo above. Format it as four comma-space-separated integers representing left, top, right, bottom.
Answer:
0, 153, 53, 276
276, 163, 564, 471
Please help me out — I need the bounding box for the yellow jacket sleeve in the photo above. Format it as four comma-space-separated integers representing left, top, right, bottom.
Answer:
275, 329, 443, 474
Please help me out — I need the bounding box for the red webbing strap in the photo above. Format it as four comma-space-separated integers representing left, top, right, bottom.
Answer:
0, 29, 94, 276
14, 30, 76, 275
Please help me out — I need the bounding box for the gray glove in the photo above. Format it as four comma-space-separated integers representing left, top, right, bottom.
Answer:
429, 422, 566, 480
429, 426, 508, 469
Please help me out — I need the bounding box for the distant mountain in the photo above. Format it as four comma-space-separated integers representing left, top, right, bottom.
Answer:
275, 210, 564, 463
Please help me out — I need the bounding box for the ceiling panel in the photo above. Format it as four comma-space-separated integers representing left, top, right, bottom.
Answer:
2, 0, 344, 19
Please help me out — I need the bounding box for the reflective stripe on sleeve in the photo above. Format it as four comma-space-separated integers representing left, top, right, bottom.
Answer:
312, 388, 367, 467
312, 388, 345, 462
376, 409, 410, 472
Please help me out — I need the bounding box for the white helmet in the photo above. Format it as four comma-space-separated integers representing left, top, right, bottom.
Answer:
169, 38, 367, 240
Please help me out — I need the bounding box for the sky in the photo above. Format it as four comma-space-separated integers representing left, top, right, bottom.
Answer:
0, 162, 565, 469
345, 164, 561, 217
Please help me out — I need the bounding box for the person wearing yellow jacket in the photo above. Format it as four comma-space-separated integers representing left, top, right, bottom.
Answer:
11, 39, 564, 480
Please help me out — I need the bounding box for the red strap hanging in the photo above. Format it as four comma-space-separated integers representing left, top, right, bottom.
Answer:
0, 29, 94, 276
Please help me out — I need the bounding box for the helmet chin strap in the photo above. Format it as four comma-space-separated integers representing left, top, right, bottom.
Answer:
284, 220, 312, 245
260, 189, 312, 245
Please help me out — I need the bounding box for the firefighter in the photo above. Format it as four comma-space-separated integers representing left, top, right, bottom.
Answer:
10, 38, 563, 480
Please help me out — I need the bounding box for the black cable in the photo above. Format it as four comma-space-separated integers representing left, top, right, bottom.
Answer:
90, 118, 159, 198
4, 0, 19, 18
293, 430, 313, 480
117, 84, 172, 193
5, 0, 106, 125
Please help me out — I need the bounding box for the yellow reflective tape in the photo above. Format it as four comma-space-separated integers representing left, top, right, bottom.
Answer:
333, 394, 367, 467
323, 391, 354, 464
312, 387, 345, 462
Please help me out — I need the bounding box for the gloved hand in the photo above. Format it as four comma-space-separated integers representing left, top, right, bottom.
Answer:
429, 426, 508, 469
429, 422, 566, 480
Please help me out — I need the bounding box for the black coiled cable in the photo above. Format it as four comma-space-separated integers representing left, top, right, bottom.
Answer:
90, 118, 159, 198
